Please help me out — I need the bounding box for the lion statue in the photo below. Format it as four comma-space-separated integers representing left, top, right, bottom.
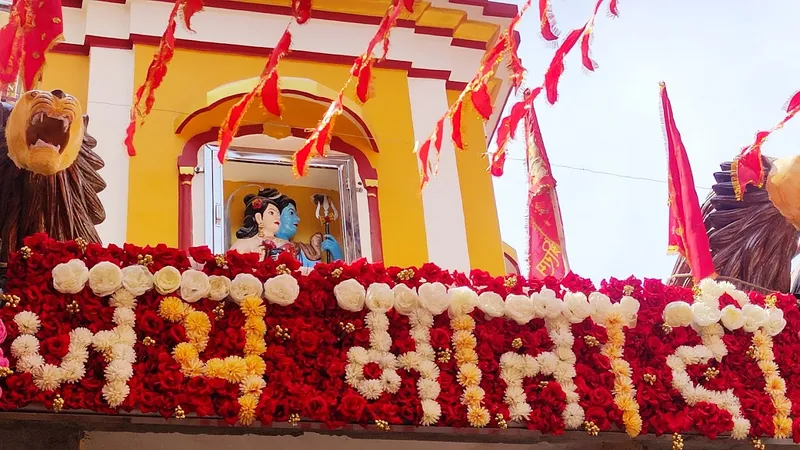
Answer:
670, 155, 800, 294
0, 89, 105, 262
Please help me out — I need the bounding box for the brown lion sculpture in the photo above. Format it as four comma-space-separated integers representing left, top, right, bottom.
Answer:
0, 89, 106, 262
670, 156, 800, 293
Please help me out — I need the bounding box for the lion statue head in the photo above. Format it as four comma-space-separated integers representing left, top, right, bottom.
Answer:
0, 89, 106, 261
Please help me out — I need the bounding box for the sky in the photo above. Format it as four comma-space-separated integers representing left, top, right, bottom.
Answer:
492, 0, 800, 284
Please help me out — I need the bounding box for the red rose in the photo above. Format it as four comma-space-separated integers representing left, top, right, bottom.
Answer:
304, 396, 330, 421
588, 388, 613, 408
296, 331, 320, 354
363, 362, 382, 380
157, 370, 184, 393
584, 406, 610, 430
137, 310, 165, 336
793, 418, 800, 443
338, 392, 366, 420
40, 335, 70, 363
430, 328, 450, 350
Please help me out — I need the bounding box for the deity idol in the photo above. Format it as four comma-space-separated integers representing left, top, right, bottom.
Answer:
229, 187, 342, 267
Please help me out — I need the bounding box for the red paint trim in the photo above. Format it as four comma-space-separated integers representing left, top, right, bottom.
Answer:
174, 89, 379, 155
85, 35, 133, 50
52, 42, 89, 56
414, 26, 453, 38
445, 80, 469, 91
504, 252, 520, 275
62, 0, 82, 7
97, 0, 127, 3
407, 68, 451, 80
451, 38, 487, 50
176, 125, 383, 262
448, 0, 518, 18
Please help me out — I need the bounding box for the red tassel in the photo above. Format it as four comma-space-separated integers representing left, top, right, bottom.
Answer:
580, 30, 597, 71
538, 0, 559, 41
787, 91, 800, 113
218, 89, 257, 163
417, 138, 432, 188
293, 140, 315, 177
401, 0, 415, 12
124, 120, 137, 157
261, 72, 281, 116
315, 120, 334, 157
471, 83, 493, 120
451, 101, 465, 150
181, 0, 204, 31
490, 149, 506, 176
355, 58, 373, 103
291, 0, 312, 24
434, 117, 444, 151
609, 0, 619, 16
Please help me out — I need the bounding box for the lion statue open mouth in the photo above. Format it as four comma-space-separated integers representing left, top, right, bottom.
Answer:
0, 89, 106, 261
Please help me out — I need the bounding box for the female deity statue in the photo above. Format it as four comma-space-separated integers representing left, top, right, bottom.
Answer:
229, 187, 342, 268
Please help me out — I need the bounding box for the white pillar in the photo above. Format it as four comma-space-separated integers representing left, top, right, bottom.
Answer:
407, 77, 471, 272
86, 47, 134, 246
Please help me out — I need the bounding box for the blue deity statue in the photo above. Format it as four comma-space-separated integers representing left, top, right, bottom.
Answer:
229, 187, 342, 268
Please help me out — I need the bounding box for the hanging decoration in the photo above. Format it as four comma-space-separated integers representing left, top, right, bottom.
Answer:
0, 0, 65, 91
490, 0, 617, 177
524, 94, 569, 280
292, 0, 412, 177
538, 0, 559, 41
660, 82, 715, 282
124, 0, 205, 157
731, 90, 800, 200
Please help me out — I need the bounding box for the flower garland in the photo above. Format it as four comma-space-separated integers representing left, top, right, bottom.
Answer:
586, 291, 642, 437
752, 328, 792, 438
159, 296, 268, 425
449, 287, 489, 427
92, 287, 138, 407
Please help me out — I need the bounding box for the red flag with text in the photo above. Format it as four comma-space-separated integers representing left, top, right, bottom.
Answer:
660, 82, 715, 282
525, 100, 569, 280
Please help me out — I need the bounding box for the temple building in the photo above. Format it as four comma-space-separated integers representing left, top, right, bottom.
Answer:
1, 0, 517, 277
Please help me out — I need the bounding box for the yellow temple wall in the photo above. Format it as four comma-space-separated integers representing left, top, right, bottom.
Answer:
4, 0, 516, 275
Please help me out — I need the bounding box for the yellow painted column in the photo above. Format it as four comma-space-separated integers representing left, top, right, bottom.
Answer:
447, 90, 505, 275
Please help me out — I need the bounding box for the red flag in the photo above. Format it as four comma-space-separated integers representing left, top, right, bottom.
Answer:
660, 82, 715, 282
525, 99, 568, 280
0, 0, 65, 91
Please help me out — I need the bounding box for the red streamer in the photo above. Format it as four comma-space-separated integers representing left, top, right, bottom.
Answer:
538, 0, 559, 41
291, 0, 312, 24
218, 28, 292, 163
125, 0, 205, 157
0, 0, 64, 92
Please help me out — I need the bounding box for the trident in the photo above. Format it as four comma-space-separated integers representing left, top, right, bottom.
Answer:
313, 194, 339, 263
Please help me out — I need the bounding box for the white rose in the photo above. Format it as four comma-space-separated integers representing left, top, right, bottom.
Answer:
88, 261, 123, 297
180, 269, 211, 303
563, 292, 591, 323
52, 259, 90, 294
720, 305, 744, 330
742, 304, 768, 332
334, 279, 366, 312
663, 301, 693, 328
698, 278, 723, 298
365, 283, 394, 312
392, 284, 419, 315
589, 292, 612, 323
264, 274, 300, 306
691, 301, 721, 327
532, 288, 563, 319
505, 294, 535, 325
121, 265, 153, 296
208, 275, 231, 301
764, 308, 787, 337
418, 282, 449, 315
619, 296, 641, 316
229, 273, 263, 304
153, 266, 181, 295
448, 287, 478, 318
477, 291, 505, 318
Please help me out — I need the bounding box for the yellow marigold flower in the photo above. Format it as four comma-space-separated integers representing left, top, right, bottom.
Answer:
461, 385, 484, 408
614, 392, 636, 412
240, 375, 266, 395
244, 315, 267, 337
238, 394, 259, 425
613, 377, 634, 397
466, 405, 490, 428
245, 354, 266, 376
766, 375, 787, 396
173, 342, 199, 365
605, 312, 623, 326
757, 347, 775, 362
773, 396, 792, 417
774, 415, 792, 439
244, 334, 267, 357
752, 331, 770, 348
455, 348, 478, 365
610, 359, 631, 377
622, 410, 643, 438
451, 315, 475, 332
159, 297, 188, 322
452, 331, 477, 351
758, 360, 778, 377
184, 310, 212, 337
191, 337, 210, 353
457, 363, 481, 387
606, 327, 624, 344
602, 345, 623, 359
224, 356, 248, 383
241, 297, 266, 318
205, 358, 227, 378
181, 358, 206, 377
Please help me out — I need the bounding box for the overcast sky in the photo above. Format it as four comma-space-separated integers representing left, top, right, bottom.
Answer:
493, 0, 800, 283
